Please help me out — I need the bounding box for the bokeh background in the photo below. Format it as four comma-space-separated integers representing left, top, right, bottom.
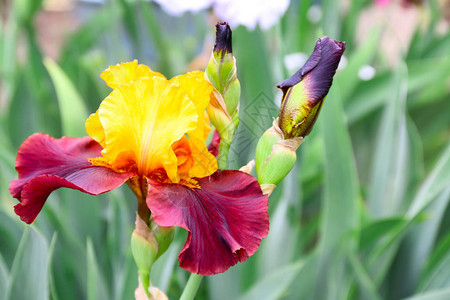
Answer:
1, 0, 450, 299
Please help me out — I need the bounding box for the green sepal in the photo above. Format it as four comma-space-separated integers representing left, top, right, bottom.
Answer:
152, 224, 175, 259
223, 78, 240, 116
256, 120, 303, 185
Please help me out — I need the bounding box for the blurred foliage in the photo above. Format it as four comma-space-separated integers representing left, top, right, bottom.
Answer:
1, 0, 450, 299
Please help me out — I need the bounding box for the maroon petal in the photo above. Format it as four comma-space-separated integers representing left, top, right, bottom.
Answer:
9, 133, 133, 224
277, 36, 346, 103
207, 130, 221, 157
147, 170, 269, 275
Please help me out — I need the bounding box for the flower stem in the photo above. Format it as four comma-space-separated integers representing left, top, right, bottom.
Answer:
180, 273, 203, 300
140, 272, 151, 297
217, 140, 231, 170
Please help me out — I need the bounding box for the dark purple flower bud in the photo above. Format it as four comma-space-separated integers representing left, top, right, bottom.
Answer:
278, 36, 346, 138
213, 22, 233, 56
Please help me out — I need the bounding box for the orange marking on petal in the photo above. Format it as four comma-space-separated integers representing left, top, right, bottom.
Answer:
86, 64, 218, 185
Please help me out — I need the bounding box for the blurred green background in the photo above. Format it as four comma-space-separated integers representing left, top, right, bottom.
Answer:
1, 0, 450, 299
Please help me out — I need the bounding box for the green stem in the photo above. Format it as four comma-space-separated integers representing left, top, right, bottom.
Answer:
140, 272, 151, 297
180, 273, 203, 300
217, 139, 231, 169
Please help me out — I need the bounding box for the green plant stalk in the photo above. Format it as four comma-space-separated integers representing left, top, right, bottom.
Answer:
140, 272, 151, 297
180, 273, 203, 300
217, 139, 231, 170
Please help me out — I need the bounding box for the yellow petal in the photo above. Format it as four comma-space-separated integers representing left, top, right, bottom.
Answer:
85, 111, 105, 147
101, 60, 165, 89
170, 71, 217, 178
96, 77, 198, 182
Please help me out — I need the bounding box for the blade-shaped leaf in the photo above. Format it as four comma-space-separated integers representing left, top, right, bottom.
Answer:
44, 58, 88, 137
315, 86, 360, 298
7, 227, 50, 300
402, 288, 450, 300
367, 63, 409, 217
418, 233, 450, 292
87, 238, 110, 300
238, 260, 305, 300
0, 254, 9, 300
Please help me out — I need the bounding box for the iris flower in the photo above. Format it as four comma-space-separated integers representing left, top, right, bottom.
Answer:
10, 60, 269, 275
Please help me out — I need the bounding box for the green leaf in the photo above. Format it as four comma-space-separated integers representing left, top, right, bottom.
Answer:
0, 210, 24, 268
282, 253, 319, 300
321, 0, 341, 38
367, 63, 409, 217
401, 288, 450, 300
138, 0, 172, 74
364, 143, 450, 287
407, 143, 450, 218
315, 86, 360, 297
238, 260, 305, 300
419, 232, 450, 292
345, 72, 390, 124
359, 217, 409, 251
87, 238, 110, 300
7, 227, 50, 300
335, 28, 381, 102
390, 187, 450, 297
346, 244, 382, 300
150, 241, 178, 294
258, 164, 300, 274
44, 58, 88, 137
231, 27, 275, 166
118, 0, 141, 54
0, 254, 9, 300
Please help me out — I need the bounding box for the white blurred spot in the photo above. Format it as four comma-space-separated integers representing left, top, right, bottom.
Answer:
283, 52, 308, 73
274, 89, 283, 108
307, 5, 322, 24
214, 0, 290, 31
337, 55, 347, 71
358, 65, 376, 81
153, 0, 212, 16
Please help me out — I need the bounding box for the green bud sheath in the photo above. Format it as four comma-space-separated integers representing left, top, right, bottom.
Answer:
279, 83, 325, 138
205, 22, 241, 169
152, 223, 175, 259
255, 120, 303, 185
223, 78, 240, 116
131, 214, 159, 296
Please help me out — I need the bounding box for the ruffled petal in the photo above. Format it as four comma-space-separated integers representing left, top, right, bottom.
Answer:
171, 71, 217, 179
147, 170, 269, 275
100, 60, 165, 89
87, 60, 166, 147
9, 133, 133, 224
97, 77, 199, 182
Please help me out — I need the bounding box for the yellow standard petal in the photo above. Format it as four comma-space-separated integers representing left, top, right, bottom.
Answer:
87, 63, 219, 185
170, 71, 218, 179
85, 111, 105, 147
94, 76, 199, 183
101, 60, 165, 89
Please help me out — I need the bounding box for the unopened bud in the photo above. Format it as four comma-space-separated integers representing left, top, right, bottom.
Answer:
278, 36, 345, 138
255, 119, 303, 185
205, 22, 241, 168
206, 22, 241, 142
131, 214, 159, 296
